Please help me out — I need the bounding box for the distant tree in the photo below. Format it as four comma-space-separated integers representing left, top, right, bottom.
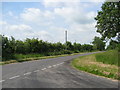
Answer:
2, 35, 14, 60
1, 35, 96, 60
95, 2, 120, 42
92, 36, 106, 51
66, 41, 73, 50
16, 40, 25, 54
81, 44, 93, 52
73, 42, 81, 52
9, 36, 16, 53
55, 42, 64, 51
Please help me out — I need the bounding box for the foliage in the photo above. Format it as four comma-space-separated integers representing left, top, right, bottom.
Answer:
95, 2, 120, 42
92, 36, 105, 51
2, 35, 98, 61
2, 35, 15, 60
81, 44, 93, 52
107, 40, 119, 50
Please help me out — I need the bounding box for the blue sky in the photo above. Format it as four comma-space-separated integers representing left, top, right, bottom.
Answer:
1, 0, 103, 44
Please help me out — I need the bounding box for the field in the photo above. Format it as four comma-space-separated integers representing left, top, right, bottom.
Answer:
72, 50, 119, 80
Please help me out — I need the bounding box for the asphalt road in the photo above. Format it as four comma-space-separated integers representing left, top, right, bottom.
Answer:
1, 52, 118, 88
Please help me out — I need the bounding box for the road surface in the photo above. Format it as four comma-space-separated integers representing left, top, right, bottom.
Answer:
1, 52, 118, 88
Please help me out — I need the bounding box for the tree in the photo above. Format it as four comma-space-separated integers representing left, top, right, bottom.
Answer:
2, 35, 15, 60
73, 42, 81, 52
16, 40, 25, 54
66, 41, 73, 50
1, 35, 97, 61
81, 44, 93, 52
107, 40, 119, 50
9, 36, 16, 53
95, 2, 120, 42
92, 36, 106, 51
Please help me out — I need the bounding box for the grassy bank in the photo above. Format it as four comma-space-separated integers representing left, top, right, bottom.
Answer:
95, 50, 118, 66
72, 50, 119, 80
0, 52, 85, 65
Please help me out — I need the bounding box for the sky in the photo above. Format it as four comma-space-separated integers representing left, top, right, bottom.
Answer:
1, 0, 104, 44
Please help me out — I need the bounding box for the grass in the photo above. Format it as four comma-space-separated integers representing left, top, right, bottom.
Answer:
1, 49, 97, 65
0, 52, 85, 65
72, 50, 119, 80
95, 50, 119, 66
14, 53, 45, 60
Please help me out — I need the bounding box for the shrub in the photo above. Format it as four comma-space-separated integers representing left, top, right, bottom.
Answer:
74, 50, 79, 53
62, 50, 72, 54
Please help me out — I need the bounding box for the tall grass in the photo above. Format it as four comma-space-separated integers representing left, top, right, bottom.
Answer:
14, 54, 45, 60
95, 50, 119, 66
72, 50, 119, 80
14, 50, 73, 60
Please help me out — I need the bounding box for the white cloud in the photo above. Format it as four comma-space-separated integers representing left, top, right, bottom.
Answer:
1, 22, 32, 39
86, 11, 97, 20
43, 0, 80, 7
0, 21, 7, 25
43, 0, 104, 8
54, 7, 96, 24
20, 8, 54, 26
1, 21, 53, 41
8, 24, 32, 31
24, 30, 53, 41
20, 8, 41, 22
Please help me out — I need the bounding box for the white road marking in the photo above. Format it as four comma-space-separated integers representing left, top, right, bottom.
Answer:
34, 70, 40, 72
0, 80, 5, 83
0, 62, 65, 83
4, 62, 65, 82
24, 72, 32, 75
52, 62, 64, 67
60, 62, 64, 64
53, 65, 57, 67
9, 75, 20, 79
48, 66, 52, 68
57, 64, 60, 65
41, 68, 46, 70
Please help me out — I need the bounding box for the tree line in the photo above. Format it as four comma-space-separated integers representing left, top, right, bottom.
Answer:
1, 35, 106, 61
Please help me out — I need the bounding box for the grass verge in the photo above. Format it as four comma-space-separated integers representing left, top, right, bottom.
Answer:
0, 52, 85, 65
72, 50, 119, 80
95, 50, 118, 66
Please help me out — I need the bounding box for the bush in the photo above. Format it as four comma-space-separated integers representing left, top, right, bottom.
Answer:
2, 54, 15, 61
74, 50, 80, 53
62, 50, 72, 54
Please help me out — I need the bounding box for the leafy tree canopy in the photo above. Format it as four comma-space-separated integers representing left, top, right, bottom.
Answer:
92, 36, 106, 51
95, 2, 120, 42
